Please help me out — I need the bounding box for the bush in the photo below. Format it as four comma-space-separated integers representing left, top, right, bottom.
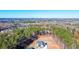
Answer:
51, 26, 74, 48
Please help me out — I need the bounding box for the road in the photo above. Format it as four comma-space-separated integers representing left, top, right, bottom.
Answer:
29, 34, 65, 49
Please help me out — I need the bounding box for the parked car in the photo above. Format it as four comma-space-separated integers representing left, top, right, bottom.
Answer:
35, 40, 48, 49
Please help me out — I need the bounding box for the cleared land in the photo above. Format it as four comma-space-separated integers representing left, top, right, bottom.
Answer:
29, 34, 65, 49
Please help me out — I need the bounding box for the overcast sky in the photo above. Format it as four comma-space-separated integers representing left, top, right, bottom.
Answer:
0, 10, 79, 18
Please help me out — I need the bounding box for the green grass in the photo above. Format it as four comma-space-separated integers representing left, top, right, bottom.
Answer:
51, 26, 74, 48
0, 25, 75, 49
0, 26, 46, 48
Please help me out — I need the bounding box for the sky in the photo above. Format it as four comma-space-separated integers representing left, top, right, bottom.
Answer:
0, 10, 79, 18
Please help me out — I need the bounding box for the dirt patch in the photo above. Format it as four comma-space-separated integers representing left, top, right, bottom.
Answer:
29, 34, 64, 49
